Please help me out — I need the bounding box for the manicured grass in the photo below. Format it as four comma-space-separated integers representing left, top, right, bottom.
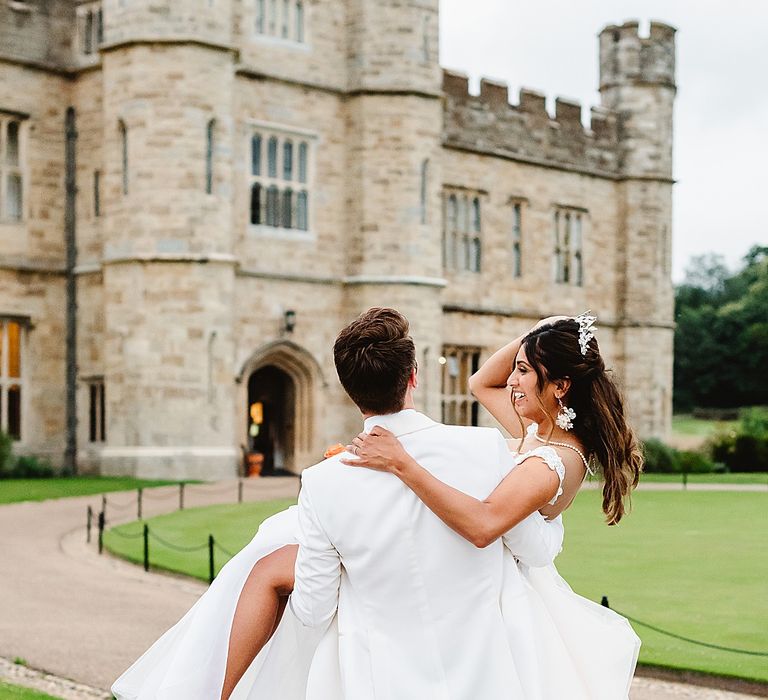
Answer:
558, 489, 768, 683
104, 499, 297, 580
638, 472, 768, 485
0, 681, 61, 700
671, 414, 737, 438
0, 477, 183, 505
105, 491, 768, 683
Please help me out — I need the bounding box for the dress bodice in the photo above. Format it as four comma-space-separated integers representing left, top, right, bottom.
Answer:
512, 424, 567, 506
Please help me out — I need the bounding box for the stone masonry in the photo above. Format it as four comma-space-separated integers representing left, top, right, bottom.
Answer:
0, 2, 676, 477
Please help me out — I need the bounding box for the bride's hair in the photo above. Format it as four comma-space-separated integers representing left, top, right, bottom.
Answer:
517, 319, 643, 525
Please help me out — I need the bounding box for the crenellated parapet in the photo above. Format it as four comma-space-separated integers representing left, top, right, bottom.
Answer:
599, 20, 676, 91
442, 70, 621, 178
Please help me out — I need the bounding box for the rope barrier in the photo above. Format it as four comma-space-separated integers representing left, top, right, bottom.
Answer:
617, 609, 768, 657
148, 530, 209, 553
103, 497, 137, 510
107, 526, 145, 540
213, 541, 237, 559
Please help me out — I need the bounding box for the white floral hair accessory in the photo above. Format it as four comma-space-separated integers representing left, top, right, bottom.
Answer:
575, 310, 597, 356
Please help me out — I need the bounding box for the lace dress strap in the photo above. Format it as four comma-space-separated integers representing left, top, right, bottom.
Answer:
516, 446, 566, 506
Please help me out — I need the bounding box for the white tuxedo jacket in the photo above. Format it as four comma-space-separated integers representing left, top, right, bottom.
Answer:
290, 410, 563, 700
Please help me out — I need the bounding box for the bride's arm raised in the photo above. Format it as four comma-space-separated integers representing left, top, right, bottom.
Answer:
469, 316, 567, 439
342, 428, 560, 550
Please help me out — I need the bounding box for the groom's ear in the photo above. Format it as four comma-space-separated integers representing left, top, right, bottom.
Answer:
409, 367, 418, 389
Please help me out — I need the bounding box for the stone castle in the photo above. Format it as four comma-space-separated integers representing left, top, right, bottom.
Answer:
0, 1, 676, 478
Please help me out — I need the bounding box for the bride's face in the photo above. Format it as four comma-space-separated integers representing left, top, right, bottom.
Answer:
506, 346, 557, 422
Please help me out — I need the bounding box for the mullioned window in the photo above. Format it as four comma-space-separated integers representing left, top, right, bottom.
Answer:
249, 129, 311, 233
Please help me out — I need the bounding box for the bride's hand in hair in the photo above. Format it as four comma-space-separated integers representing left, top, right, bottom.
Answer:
341, 427, 416, 475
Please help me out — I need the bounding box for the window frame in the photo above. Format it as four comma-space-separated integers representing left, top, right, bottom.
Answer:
76, 1, 103, 59
85, 377, 106, 444
252, 0, 308, 47
442, 188, 484, 274
247, 122, 316, 240
553, 206, 586, 287
440, 346, 482, 427
0, 318, 26, 442
0, 114, 25, 223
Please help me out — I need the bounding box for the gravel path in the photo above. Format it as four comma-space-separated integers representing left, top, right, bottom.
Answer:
0, 477, 764, 699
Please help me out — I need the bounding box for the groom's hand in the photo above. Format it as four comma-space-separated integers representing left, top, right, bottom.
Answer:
340, 427, 408, 473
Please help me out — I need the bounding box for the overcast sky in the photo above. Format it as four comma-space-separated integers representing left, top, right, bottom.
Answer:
440, 0, 767, 282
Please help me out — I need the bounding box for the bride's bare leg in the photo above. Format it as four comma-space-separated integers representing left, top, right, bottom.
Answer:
220, 544, 298, 700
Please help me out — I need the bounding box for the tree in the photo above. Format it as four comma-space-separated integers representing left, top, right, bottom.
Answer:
674, 246, 768, 411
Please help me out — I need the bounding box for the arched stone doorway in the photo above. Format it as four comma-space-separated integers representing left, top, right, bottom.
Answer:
237, 341, 324, 476
246, 366, 295, 475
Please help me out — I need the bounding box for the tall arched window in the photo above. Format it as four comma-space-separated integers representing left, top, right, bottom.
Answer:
119, 120, 128, 195
249, 130, 312, 232
283, 140, 293, 180
469, 197, 481, 272
296, 190, 308, 230
267, 136, 278, 178
255, 0, 265, 33
295, 1, 304, 42
250, 183, 262, 224
298, 142, 308, 183
554, 207, 585, 285
281, 0, 290, 38
251, 134, 262, 176
511, 202, 522, 278
205, 119, 215, 194
573, 215, 583, 286
282, 188, 293, 228
419, 159, 429, 224
266, 185, 280, 226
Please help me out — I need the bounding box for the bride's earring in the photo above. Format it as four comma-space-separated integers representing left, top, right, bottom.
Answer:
556, 397, 576, 431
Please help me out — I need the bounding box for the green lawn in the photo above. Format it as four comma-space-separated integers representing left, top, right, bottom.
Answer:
105, 491, 768, 683
639, 472, 768, 485
104, 499, 297, 580
0, 477, 183, 505
0, 681, 61, 700
671, 414, 737, 438
558, 489, 768, 683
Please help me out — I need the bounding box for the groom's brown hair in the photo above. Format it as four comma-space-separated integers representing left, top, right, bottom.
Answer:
334, 307, 416, 414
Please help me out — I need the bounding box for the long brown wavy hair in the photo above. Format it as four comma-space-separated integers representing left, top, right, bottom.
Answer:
515, 319, 643, 524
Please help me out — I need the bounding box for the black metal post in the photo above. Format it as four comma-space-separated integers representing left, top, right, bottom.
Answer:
97, 510, 105, 554
682, 471, 688, 490
601, 595, 610, 608
238, 479, 243, 504
143, 523, 149, 572
101, 494, 107, 523
86, 505, 92, 544
179, 482, 185, 511
137, 487, 143, 520
208, 534, 215, 584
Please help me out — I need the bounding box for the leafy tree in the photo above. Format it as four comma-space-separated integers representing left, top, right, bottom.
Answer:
674, 246, 768, 410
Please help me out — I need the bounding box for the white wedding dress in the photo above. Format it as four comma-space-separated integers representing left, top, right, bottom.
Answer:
113, 440, 640, 700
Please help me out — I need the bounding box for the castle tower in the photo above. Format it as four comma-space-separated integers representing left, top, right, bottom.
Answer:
599, 21, 676, 437
343, 0, 444, 420
98, 0, 237, 477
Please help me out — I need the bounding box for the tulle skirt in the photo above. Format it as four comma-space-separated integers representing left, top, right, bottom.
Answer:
112, 506, 639, 699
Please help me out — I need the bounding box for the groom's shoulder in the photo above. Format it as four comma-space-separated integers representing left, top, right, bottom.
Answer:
299, 452, 349, 487
432, 423, 504, 444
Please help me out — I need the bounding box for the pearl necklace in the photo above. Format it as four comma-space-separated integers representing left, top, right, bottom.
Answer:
533, 432, 594, 475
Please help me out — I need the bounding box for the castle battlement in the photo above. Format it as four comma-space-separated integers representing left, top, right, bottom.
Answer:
442, 70, 620, 177
599, 20, 676, 91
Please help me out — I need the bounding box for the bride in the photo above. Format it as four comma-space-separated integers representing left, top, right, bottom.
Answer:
112, 312, 643, 700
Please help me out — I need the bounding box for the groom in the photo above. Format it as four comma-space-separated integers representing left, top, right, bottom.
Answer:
290, 307, 562, 698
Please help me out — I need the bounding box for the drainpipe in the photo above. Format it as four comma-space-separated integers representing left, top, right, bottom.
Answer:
64, 107, 78, 474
